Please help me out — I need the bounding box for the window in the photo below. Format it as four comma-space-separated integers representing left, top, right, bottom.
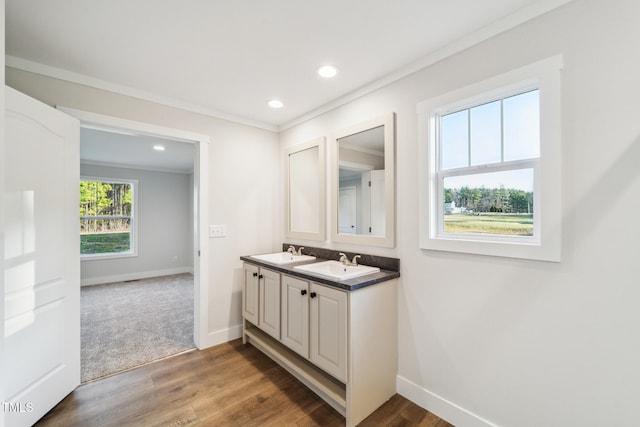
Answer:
80, 177, 138, 259
418, 56, 562, 261
439, 89, 538, 237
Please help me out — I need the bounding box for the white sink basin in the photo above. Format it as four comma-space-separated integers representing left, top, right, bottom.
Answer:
250, 252, 316, 265
294, 260, 380, 280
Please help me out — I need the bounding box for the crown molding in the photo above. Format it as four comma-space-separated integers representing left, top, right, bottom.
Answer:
278, 0, 574, 131
6, 55, 278, 132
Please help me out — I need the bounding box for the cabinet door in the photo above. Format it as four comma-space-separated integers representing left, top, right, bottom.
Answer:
310, 283, 348, 382
259, 268, 281, 339
243, 263, 259, 325
281, 275, 309, 357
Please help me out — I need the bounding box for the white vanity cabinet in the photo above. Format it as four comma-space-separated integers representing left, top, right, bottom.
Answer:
242, 261, 397, 427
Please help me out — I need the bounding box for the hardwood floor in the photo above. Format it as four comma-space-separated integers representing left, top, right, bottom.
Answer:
36, 339, 454, 426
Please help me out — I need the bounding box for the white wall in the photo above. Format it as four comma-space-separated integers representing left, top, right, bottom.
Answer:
80, 163, 193, 285
280, 0, 640, 425
5, 69, 280, 346
0, 1, 6, 424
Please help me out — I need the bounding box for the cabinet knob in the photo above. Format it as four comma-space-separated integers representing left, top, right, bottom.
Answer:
253, 272, 258, 277
258, 274, 263, 279
310, 292, 317, 298
301, 289, 307, 296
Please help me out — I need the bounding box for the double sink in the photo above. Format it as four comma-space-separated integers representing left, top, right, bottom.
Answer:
249, 252, 380, 281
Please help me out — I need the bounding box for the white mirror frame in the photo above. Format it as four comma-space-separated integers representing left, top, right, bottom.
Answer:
285, 136, 326, 241
331, 113, 395, 248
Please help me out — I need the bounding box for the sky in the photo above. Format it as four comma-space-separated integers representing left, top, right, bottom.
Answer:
440, 89, 538, 192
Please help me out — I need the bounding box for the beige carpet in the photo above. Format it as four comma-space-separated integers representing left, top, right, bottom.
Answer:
81, 273, 195, 383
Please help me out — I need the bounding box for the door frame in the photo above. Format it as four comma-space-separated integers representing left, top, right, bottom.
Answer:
57, 106, 210, 349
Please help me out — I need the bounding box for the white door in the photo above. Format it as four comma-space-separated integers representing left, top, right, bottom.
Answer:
369, 170, 385, 236
4, 87, 80, 426
338, 186, 357, 234
310, 283, 347, 382
281, 275, 309, 358
242, 263, 259, 325
258, 268, 280, 339
361, 170, 385, 236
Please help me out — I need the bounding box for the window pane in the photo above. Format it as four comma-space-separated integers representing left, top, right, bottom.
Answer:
470, 100, 501, 166
504, 90, 539, 161
80, 179, 133, 255
443, 169, 534, 236
80, 218, 131, 254
441, 110, 468, 169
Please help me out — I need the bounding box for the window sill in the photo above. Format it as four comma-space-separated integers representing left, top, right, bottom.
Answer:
81, 251, 137, 262
420, 233, 559, 262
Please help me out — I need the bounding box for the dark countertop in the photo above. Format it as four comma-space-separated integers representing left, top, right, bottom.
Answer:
240, 255, 400, 291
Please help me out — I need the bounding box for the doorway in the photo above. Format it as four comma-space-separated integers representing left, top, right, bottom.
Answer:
59, 106, 210, 351
79, 126, 198, 381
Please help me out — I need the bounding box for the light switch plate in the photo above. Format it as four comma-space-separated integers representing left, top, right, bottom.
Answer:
209, 224, 227, 238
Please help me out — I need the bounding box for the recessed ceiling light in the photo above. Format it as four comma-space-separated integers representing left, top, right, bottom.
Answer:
317, 65, 338, 78
153, 145, 165, 151
268, 99, 284, 109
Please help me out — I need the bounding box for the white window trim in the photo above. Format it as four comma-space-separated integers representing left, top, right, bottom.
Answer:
417, 55, 562, 262
80, 176, 139, 261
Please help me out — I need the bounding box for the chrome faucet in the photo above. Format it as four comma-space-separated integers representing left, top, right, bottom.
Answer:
339, 253, 361, 266
287, 245, 305, 256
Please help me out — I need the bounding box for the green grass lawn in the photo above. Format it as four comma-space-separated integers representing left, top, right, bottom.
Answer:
81, 232, 130, 254
444, 213, 533, 236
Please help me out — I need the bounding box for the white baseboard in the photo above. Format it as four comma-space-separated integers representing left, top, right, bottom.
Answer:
397, 375, 497, 427
81, 266, 192, 286
197, 324, 243, 350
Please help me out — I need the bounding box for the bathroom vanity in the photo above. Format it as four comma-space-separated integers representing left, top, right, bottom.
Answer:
240, 246, 400, 427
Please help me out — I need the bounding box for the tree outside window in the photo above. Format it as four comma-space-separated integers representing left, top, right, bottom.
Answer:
80, 178, 136, 257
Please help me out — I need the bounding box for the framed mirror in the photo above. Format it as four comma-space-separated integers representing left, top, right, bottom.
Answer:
285, 137, 326, 241
331, 113, 395, 247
